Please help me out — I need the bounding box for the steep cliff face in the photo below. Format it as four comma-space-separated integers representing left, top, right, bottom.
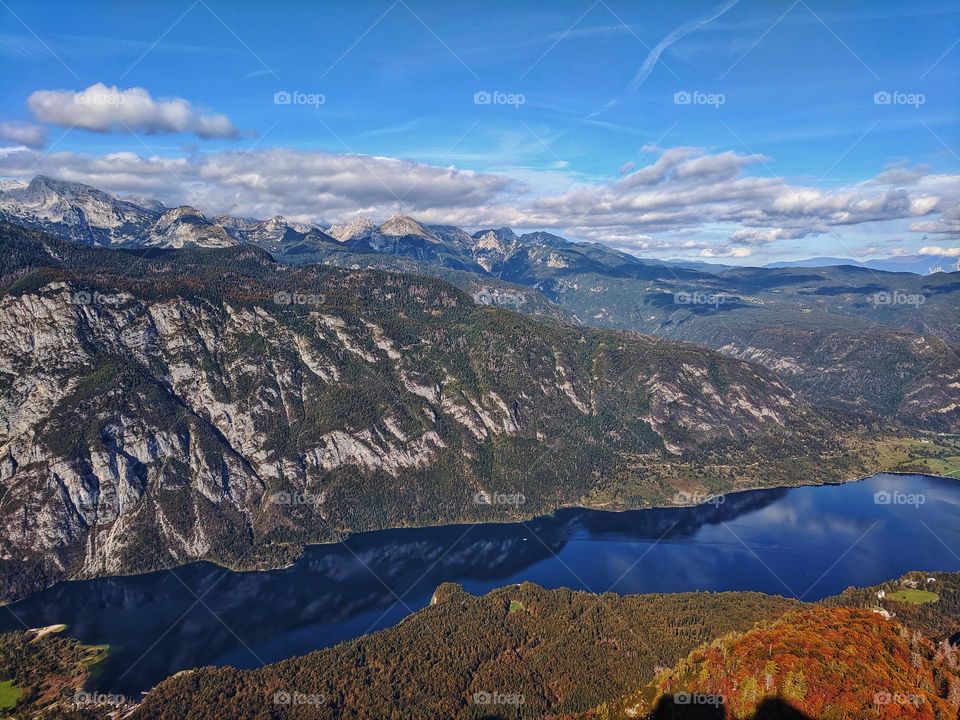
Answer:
0, 224, 858, 601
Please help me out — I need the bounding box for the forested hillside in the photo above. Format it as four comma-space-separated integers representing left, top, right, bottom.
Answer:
0, 223, 871, 601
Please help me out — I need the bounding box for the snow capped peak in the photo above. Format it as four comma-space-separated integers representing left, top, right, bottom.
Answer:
0, 178, 28, 193
121, 194, 166, 213
0, 174, 163, 244
326, 216, 377, 242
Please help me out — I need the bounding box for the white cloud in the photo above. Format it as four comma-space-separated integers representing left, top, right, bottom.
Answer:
0, 146, 515, 222
0, 141, 955, 259
910, 199, 960, 236
701, 246, 751, 258
27, 83, 239, 139
918, 245, 960, 257
0, 120, 47, 148
729, 227, 810, 245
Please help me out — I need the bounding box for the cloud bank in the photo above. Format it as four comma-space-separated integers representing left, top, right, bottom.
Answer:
0, 143, 955, 258
27, 83, 239, 139
0, 121, 47, 148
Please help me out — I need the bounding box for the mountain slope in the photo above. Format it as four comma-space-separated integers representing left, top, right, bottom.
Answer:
4, 175, 957, 430
129, 583, 801, 720
0, 223, 868, 601
606, 606, 960, 719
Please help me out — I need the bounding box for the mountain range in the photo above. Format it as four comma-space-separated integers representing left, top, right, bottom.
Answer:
766, 254, 960, 275
3, 175, 958, 433
0, 220, 885, 602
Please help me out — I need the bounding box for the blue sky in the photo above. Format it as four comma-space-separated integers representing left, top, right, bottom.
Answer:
1, 0, 958, 262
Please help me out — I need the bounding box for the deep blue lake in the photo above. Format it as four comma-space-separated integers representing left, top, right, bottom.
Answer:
2, 473, 958, 696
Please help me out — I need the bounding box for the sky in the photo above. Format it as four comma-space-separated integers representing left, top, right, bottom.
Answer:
0, 0, 958, 263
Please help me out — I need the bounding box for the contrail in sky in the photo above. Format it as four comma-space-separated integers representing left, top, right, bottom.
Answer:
627, 0, 741, 92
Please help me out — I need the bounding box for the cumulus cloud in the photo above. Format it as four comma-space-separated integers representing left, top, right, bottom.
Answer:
701, 246, 752, 258
0, 142, 956, 258
918, 245, 960, 256
729, 227, 811, 245
0, 145, 516, 222
910, 200, 960, 236
0, 121, 47, 148
27, 83, 239, 139
865, 162, 930, 186
513, 146, 945, 244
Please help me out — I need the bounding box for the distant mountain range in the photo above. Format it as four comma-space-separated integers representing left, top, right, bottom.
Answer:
2, 175, 959, 433
766, 255, 960, 275
5, 175, 956, 275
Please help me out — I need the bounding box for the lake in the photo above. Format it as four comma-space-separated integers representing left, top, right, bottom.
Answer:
2, 473, 958, 696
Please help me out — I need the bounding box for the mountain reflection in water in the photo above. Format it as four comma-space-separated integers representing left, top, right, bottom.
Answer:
2, 474, 957, 696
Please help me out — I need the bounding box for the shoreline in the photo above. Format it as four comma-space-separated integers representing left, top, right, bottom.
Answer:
5, 469, 956, 605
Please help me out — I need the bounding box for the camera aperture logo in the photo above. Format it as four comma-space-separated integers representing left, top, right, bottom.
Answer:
271, 490, 322, 506
674, 490, 726, 507
673, 90, 725, 108
473, 690, 524, 706
273, 290, 326, 306
873, 90, 925, 108
74, 691, 126, 707
673, 290, 731, 308
874, 490, 925, 508
674, 692, 724, 707
474, 90, 525, 108
869, 290, 925, 307
72, 290, 121, 306
274, 90, 326, 108
874, 691, 925, 707
273, 691, 325, 706
473, 490, 526, 507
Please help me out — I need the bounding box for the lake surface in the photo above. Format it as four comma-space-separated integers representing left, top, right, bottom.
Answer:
2, 473, 959, 696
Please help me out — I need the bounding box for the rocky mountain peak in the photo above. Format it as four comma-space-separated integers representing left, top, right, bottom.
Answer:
147, 206, 237, 248
379, 213, 439, 241
326, 216, 377, 242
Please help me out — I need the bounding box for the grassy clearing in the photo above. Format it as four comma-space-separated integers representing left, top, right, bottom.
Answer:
509, 600, 525, 613
0, 680, 21, 709
884, 589, 939, 604
869, 435, 960, 479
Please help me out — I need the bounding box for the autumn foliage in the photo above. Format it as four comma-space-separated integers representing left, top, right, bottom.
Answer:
644, 607, 960, 719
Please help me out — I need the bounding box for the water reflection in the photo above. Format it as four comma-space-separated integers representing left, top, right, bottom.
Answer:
1, 474, 957, 696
